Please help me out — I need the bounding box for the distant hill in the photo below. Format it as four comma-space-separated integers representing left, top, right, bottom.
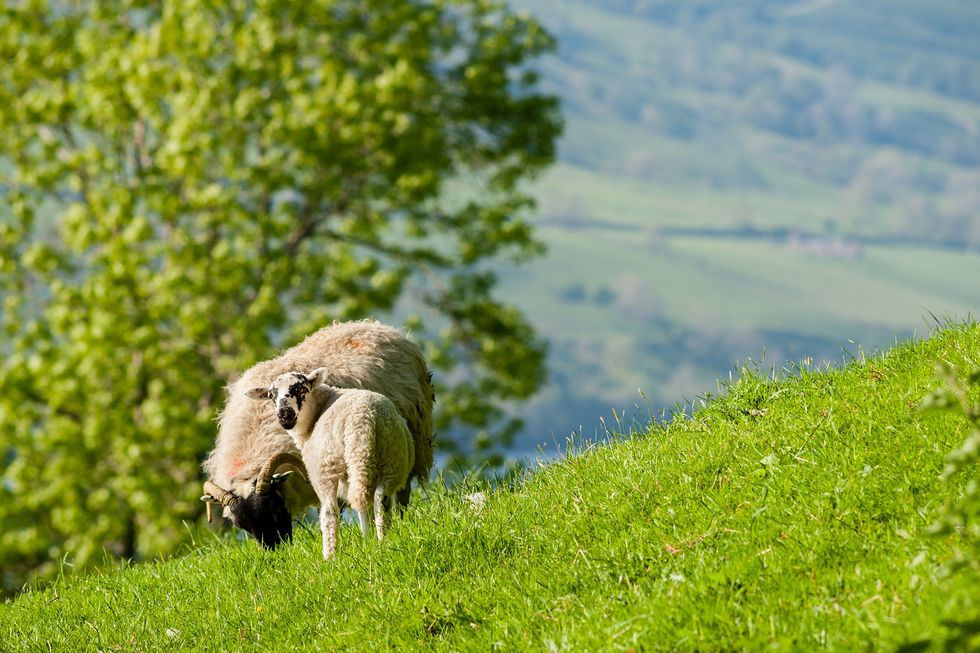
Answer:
499, 0, 980, 450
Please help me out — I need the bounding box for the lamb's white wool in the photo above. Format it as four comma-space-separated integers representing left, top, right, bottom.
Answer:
202, 320, 433, 521
248, 369, 415, 559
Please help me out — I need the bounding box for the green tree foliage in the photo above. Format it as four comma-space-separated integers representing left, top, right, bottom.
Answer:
0, 0, 560, 592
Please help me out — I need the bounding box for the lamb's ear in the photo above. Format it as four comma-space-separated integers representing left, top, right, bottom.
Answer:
307, 367, 329, 386
245, 386, 273, 400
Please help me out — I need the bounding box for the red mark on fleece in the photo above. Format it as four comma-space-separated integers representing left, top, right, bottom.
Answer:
346, 338, 365, 349
228, 457, 247, 477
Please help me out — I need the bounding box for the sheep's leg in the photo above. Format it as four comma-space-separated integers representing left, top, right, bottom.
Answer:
395, 482, 412, 514
347, 473, 373, 539
357, 502, 373, 539
321, 481, 339, 560
374, 485, 388, 541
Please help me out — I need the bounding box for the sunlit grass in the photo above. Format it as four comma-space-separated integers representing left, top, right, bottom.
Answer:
2, 323, 978, 651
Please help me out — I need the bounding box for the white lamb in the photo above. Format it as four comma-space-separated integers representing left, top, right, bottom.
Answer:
246, 368, 414, 559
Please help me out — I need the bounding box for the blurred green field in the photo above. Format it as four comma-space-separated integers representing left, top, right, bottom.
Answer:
500, 0, 980, 447
511, 234, 980, 336
504, 232, 979, 432
531, 164, 843, 232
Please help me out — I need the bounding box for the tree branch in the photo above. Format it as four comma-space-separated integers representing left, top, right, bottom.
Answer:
19, 386, 83, 424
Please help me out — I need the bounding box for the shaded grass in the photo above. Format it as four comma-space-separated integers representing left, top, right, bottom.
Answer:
2, 323, 978, 651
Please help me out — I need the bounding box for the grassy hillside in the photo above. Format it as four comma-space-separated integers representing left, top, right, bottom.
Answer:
2, 323, 978, 651
497, 0, 980, 448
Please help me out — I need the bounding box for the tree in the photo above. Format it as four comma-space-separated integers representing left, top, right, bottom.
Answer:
0, 0, 560, 593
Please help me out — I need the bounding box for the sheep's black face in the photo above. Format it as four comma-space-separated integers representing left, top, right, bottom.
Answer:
227, 487, 293, 549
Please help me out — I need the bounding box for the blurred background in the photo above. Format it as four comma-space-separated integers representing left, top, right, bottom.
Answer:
504, 0, 980, 451
1, 0, 977, 592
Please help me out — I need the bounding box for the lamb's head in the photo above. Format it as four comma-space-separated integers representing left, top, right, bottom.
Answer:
245, 367, 329, 431
201, 452, 307, 549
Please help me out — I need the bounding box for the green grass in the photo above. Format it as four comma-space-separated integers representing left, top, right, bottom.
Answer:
2, 323, 978, 651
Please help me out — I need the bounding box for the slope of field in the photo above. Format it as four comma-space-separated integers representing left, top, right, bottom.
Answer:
2, 323, 977, 651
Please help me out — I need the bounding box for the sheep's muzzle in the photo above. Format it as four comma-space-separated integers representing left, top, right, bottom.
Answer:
201, 454, 307, 549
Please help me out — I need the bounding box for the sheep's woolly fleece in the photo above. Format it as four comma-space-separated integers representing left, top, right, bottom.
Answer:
203, 320, 433, 514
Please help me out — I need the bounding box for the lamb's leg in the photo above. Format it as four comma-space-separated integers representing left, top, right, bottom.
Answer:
357, 502, 373, 539
347, 473, 373, 538
321, 481, 339, 560
374, 485, 388, 541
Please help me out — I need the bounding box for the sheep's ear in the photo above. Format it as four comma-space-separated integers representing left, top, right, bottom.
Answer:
271, 470, 293, 486
245, 386, 273, 400
307, 367, 329, 386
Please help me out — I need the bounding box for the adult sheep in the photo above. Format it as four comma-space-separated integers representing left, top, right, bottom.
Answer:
201, 320, 434, 548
